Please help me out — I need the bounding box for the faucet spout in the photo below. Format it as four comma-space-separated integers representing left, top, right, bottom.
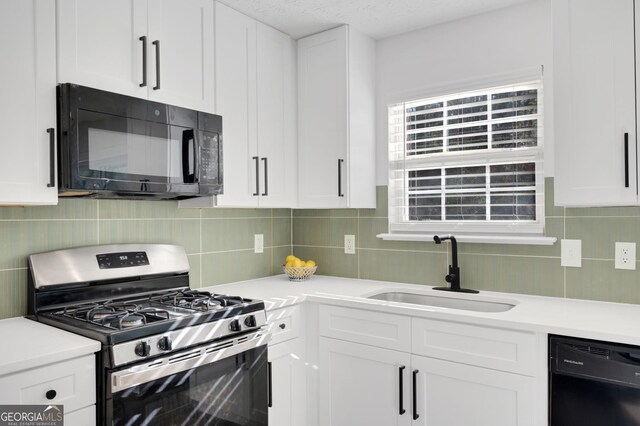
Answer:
432, 234, 478, 294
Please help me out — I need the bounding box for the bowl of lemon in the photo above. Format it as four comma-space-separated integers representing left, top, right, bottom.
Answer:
283, 255, 317, 281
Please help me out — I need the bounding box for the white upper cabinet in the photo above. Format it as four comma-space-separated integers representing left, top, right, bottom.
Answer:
297, 25, 375, 209
0, 0, 57, 205
192, 2, 296, 208
57, 0, 215, 113
553, 0, 638, 206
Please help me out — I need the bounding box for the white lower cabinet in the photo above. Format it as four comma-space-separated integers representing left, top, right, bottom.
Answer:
318, 338, 411, 426
410, 355, 535, 426
269, 338, 306, 426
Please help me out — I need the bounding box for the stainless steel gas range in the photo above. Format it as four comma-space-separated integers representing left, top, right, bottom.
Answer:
27, 244, 270, 426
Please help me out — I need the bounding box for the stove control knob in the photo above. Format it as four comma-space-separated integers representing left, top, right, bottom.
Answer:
229, 319, 242, 332
135, 341, 151, 357
244, 315, 257, 328
157, 336, 172, 351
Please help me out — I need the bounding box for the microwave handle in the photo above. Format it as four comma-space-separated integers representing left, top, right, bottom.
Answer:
181, 130, 196, 183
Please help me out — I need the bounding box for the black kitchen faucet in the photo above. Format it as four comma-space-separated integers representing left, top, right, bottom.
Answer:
433, 235, 478, 294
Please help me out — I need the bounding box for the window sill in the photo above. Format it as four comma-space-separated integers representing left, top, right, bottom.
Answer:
376, 233, 557, 245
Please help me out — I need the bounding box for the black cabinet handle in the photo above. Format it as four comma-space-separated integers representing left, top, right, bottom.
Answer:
46, 128, 55, 188
45, 389, 56, 400
338, 158, 344, 197
399, 365, 406, 415
152, 40, 160, 90
624, 132, 630, 188
253, 156, 260, 196
412, 369, 419, 420
139, 36, 147, 87
261, 157, 268, 196
278, 323, 286, 330
267, 361, 273, 408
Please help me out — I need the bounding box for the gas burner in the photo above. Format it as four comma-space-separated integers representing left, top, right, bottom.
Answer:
150, 289, 246, 312
118, 314, 145, 329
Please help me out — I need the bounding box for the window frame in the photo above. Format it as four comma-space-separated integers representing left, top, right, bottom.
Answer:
387, 79, 545, 237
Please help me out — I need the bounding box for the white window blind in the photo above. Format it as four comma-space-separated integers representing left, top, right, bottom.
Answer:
388, 81, 544, 236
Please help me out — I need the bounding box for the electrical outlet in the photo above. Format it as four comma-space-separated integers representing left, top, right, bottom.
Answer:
615, 242, 636, 270
344, 235, 355, 254
561, 239, 582, 267
254, 234, 264, 254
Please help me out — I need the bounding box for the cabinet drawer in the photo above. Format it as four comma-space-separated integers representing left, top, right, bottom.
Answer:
267, 305, 302, 345
0, 355, 95, 412
66, 405, 96, 426
412, 318, 536, 376
319, 305, 411, 352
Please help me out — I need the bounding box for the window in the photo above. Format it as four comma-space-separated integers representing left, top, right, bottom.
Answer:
388, 80, 544, 236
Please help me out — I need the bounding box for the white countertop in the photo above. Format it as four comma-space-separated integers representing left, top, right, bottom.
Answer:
0, 317, 100, 376
204, 274, 640, 346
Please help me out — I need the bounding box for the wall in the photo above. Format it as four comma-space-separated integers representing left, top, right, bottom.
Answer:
0, 199, 291, 319
375, 0, 554, 185
293, 178, 640, 305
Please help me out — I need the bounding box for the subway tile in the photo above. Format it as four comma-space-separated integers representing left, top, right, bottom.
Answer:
98, 199, 199, 219
358, 217, 445, 252
545, 177, 564, 218
201, 218, 272, 252
201, 249, 273, 286
565, 205, 640, 218
292, 246, 358, 279
187, 254, 202, 288
272, 246, 293, 275
272, 217, 292, 247
202, 207, 273, 219
0, 199, 97, 220
272, 209, 292, 218
565, 216, 640, 260
0, 221, 98, 269
358, 249, 446, 285
0, 269, 27, 319
328, 218, 358, 248
99, 219, 200, 254
459, 254, 563, 297
292, 209, 358, 218
566, 260, 640, 304
292, 217, 330, 246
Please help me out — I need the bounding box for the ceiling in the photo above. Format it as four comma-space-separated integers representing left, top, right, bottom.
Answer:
218, 0, 534, 40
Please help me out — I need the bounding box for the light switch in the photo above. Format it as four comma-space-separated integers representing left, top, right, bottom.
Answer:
561, 239, 581, 267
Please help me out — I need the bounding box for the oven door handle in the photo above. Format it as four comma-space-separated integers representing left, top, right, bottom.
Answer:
110, 331, 271, 393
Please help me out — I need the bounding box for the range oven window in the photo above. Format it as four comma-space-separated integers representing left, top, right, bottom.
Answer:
109, 346, 268, 426
78, 110, 197, 186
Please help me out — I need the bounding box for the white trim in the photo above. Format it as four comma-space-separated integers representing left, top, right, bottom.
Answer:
376, 233, 557, 246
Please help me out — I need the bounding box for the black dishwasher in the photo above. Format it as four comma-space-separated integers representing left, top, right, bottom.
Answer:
549, 335, 640, 425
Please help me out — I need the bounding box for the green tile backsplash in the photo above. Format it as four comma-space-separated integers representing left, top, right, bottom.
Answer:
0, 199, 292, 319
3, 177, 640, 319
292, 177, 640, 305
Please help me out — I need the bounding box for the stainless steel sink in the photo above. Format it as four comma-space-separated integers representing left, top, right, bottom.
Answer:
367, 292, 516, 312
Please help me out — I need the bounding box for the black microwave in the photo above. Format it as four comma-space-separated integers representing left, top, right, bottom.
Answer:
57, 84, 223, 200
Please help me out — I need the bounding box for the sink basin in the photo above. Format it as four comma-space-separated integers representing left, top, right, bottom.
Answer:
367, 292, 516, 313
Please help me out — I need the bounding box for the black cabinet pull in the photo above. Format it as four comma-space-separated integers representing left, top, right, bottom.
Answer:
338, 158, 344, 197
139, 36, 147, 87
152, 40, 161, 90
253, 156, 260, 196
412, 369, 419, 420
267, 361, 273, 408
46, 128, 55, 188
261, 157, 268, 196
45, 389, 56, 400
278, 323, 286, 330
624, 132, 630, 188
399, 365, 406, 415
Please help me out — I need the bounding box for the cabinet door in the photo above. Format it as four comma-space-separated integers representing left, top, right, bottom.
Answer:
256, 23, 297, 207
297, 26, 349, 208
57, 0, 148, 98
147, 0, 215, 112
554, 0, 637, 206
319, 338, 411, 426
268, 339, 305, 426
0, 0, 57, 205
214, 2, 259, 207
410, 355, 535, 426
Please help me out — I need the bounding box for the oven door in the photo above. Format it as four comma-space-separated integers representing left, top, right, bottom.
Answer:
107, 332, 270, 426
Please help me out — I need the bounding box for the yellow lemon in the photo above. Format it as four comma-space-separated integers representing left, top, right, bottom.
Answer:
306, 260, 316, 267
285, 260, 294, 268
285, 255, 297, 263
292, 258, 304, 268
